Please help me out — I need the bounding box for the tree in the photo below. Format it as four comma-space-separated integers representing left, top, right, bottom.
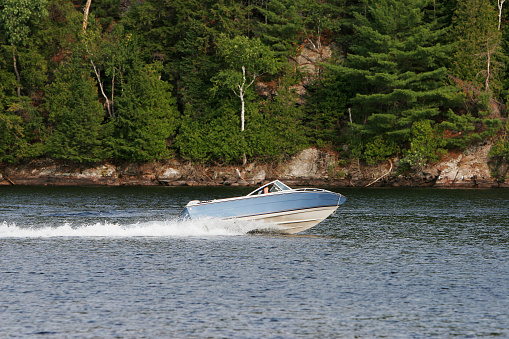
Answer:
254, 0, 303, 55
113, 61, 179, 162
123, 0, 250, 110
450, 0, 502, 93
246, 84, 308, 160
175, 101, 246, 163
81, 0, 116, 118
304, 66, 349, 147
0, 0, 48, 97
213, 34, 280, 163
45, 51, 106, 163
401, 120, 447, 171
498, 0, 505, 31
334, 0, 456, 161
82, 0, 92, 31
298, 0, 346, 50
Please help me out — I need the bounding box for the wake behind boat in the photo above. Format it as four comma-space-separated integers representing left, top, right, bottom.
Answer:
180, 180, 346, 234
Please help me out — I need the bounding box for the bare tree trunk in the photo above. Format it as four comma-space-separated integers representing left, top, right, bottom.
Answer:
238, 66, 247, 132
12, 45, 21, 97
233, 66, 256, 166
241, 95, 245, 131
498, 0, 505, 31
90, 60, 113, 118
111, 66, 116, 117
485, 39, 492, 93
83, 0, 92, 31
239, 67, 246, 164
82, 0, 114, 118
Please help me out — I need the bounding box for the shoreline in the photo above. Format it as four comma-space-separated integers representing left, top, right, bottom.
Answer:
1, 146, 508, 188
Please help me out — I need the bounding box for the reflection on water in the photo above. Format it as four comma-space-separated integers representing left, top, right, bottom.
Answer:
0, 186, 508, 337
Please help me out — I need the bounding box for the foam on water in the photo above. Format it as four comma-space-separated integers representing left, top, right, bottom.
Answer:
0, 218, 272, 238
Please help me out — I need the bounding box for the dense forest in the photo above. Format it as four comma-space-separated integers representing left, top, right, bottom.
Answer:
1, 0, 509, 171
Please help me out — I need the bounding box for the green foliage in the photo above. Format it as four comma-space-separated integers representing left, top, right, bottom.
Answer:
0, 46, 16, 102
255, 0, 304, 55
6, 96, 44, 158
439, 109, 503, 149
0, 0, 507, 167
113, 62, 179, 162
213, 34, 280, 94
123, 0, 249, 109
45, 52, 106, 163
90, 0, 123, 32
212, 33, 283, 163
298, 0, 345, 41
0, 110, 28, 162
401, 120, 446, 170
246, 86, 308, 160
18, 47, 48, 95
450, 0, 501, 91
489, 121, 509, 161
304, 65, 348, 146
488, 121, 509, 179
176, 85, 307, 164
362, 136, 399, 165
175, 102, 245, 163
329, 0, 458, 159
0, 0, 48, 46
219, 34, 279, 71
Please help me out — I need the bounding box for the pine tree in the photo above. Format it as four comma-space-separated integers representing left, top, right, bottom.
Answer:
336, 0, 456, 160
450, 0, 502, 93
113, 62, 179, 162
45, 52, 106, 163
246, 84, 308, 160
255, 0, 304, 55
443, 0, 504, 147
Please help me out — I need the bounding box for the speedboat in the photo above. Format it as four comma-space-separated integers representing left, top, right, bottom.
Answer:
180, 180, 346, 234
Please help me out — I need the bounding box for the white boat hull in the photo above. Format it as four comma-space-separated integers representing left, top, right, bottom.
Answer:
234, 205, 339, 234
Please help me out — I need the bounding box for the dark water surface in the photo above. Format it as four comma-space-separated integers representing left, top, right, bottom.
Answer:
1, 186, 508, 338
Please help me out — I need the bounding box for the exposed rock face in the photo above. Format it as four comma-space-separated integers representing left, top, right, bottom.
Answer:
282, 148, 332, 178
244, 164, 266, 184
0, 146, 507, 187
0, 159, 119, 186
276, 148, 345, 187
290, 41, 334, 103
434, 143, 495, 188
257, 40, 334, 102
157, 167, 182, 181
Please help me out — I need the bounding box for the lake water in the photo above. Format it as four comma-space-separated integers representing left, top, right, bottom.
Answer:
1, 186, 508, 338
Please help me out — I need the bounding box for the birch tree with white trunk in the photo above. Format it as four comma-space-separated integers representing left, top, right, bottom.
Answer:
81, 0, 115, 118
498, 0, 505, 31
213, 34, 280, 164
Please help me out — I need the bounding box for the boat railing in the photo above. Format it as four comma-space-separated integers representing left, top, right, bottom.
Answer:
293, 188, 334, 193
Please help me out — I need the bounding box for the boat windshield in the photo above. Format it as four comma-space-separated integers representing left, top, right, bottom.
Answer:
248, 180, 292, 196
272, 180, 291, 191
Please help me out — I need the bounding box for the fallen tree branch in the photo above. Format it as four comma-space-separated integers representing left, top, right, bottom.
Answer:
365, 159, 393, 187
3, 175, 15, 185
